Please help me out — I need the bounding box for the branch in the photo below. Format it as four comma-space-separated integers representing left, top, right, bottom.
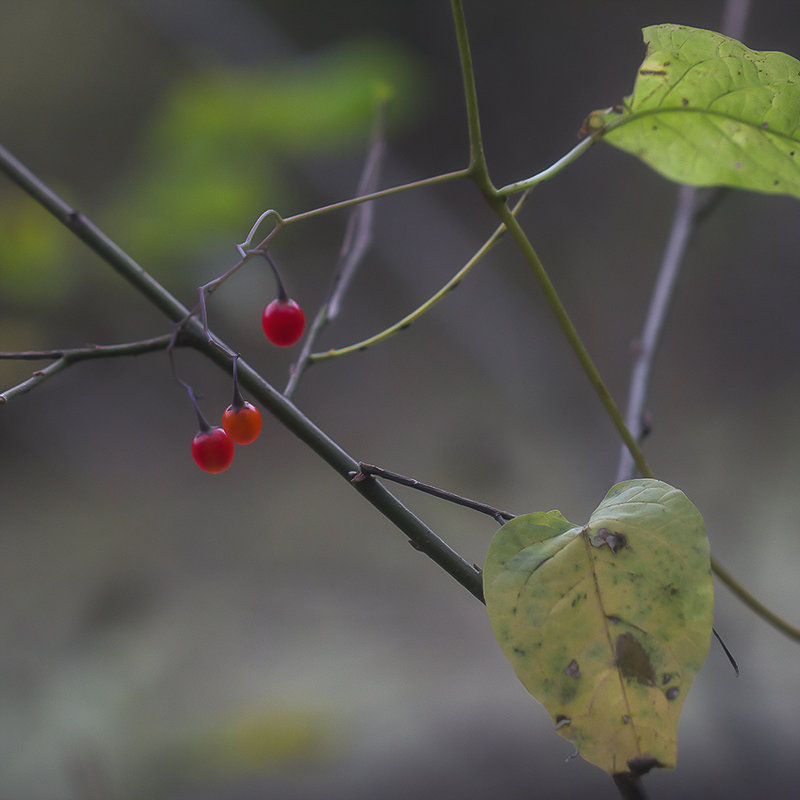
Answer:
353, 463, 516, 525
0, 141, 484, 602
279, 168, 471, 227
492, 200, 655, 478
285, 100, 388, 398
616, 184, 700, 483
450, 0, 493, 193
0, 334, 178, 403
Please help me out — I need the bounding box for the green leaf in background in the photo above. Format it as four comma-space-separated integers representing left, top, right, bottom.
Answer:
588, 24, 800, 198
118, 40, 421, 265
483, 479, 713, 776
0, 193, 77, 305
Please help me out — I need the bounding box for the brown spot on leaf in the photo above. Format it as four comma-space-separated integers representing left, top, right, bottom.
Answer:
682, 97, 689, 106
615, 633, 656, 686
564, 659, 581, 679
590, 528, 628, 553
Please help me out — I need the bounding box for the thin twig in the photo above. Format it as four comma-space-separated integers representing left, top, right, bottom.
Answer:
0, 334, 178, 403
328, 102, 388, 320
492, 200, 654, 478
352, 463, 516, 524
496, 136, 597, 196
616, 184, 699, 483
309, 189, 530, 364
284, 101, 388, 398
279, 167, 471, 227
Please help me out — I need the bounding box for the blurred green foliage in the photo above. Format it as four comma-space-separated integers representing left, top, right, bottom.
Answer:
116, 39, 421, 266
156, 707, 337, 780
0, 195, 70, 306
0, 39, 421, 305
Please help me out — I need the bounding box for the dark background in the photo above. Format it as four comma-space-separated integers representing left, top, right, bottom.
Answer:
1, 1, 798, 798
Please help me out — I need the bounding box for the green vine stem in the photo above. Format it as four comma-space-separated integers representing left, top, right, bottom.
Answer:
450, 0, 492, 189
496, 136, 598, 196
494, 201, 655, 478
282, 168, 471, 227
712, 554, 799, 641
310, 189, 530, 363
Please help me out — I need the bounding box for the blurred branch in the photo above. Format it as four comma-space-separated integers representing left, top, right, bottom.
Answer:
615, 184, 700, 483
493, 200, 655, 479
285, 100, 388, 398
615, 0, 751, 484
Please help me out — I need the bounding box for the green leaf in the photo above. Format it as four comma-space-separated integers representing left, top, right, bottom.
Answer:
483, 479, 713, 775
589, 24, 800, 198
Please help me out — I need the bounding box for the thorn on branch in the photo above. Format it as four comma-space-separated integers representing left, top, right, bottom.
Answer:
66, 209, 84, 228
349, 469, 368, 484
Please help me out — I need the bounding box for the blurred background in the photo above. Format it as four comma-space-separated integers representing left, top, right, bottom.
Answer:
1, 1, 799, 798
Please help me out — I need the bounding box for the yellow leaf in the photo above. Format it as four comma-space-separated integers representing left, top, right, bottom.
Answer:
483, 479, 713, 775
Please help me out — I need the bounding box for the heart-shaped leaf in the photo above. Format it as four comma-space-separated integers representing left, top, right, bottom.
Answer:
483, 479, 713, 775
587, 24, 800, 198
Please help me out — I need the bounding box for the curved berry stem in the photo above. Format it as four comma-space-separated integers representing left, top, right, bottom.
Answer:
185, 384, 212, 433
263, 251, 290, 303
230, 353, 246, 410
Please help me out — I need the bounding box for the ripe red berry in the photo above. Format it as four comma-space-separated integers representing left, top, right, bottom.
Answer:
261, 298, 305, 346
191, 427, 235, 473
222, 401, 262, 445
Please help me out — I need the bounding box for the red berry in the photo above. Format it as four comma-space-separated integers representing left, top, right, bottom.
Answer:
191, 427, 235, 473
222, 401, 263, 445
262, 298, 305, 346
